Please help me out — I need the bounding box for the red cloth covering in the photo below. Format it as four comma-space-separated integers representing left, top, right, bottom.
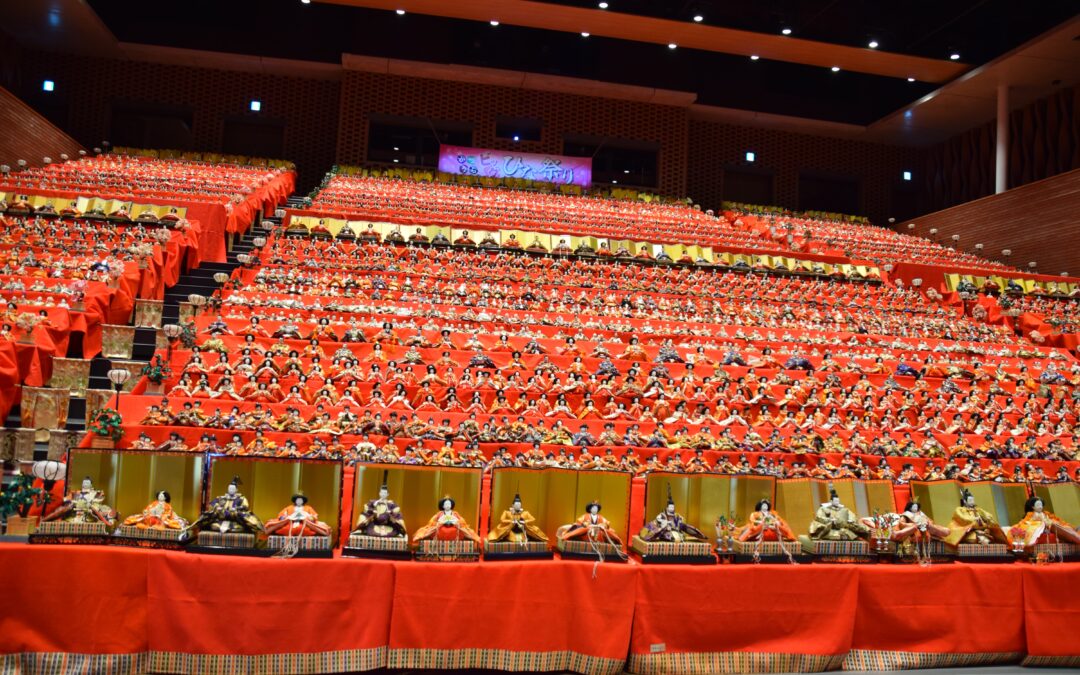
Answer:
0, 340, 22, 420
3, 545, 1077, 675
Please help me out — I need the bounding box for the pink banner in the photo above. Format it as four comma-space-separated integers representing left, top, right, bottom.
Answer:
438, 145, 592, 187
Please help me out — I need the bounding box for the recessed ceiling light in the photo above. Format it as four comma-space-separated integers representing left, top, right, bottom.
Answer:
490, 20, 499, 26
300, 0, 310, 4
750, 55, 759, 60
693, 15, 703, 22
612, 179, 618, 184
831, 66, 840, 72
907, 77, 916, 82
668, 43, 677, 49
393, 159, 400, 163
623, 169, 630, 174
393, 146, 399, 151
581, 32, 590, 37
868, 40, 878, 49
395, 8, 405, 15
781, 27, 792, 35
598, 1, 608, 8
950, 53, 960, 60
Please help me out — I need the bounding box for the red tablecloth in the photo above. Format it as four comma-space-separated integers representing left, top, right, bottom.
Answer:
1, 545, 1077, 674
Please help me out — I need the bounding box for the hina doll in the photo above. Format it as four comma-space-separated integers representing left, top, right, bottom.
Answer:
737, 498, 796, 542
187, 476, 264, 535
558, 501, 623, 546
122, 490, 188, 530
808, 488, 870, 541
487, 494, 548, 543
412, 497, 481, 544
41, 477, 117, 527
889, 499, 950, 556
944, 489, 1007, 546
1011, 496, 1080, 546
353, 479, 407, 538
264, 493, 331, 537
639, 490, 707, 542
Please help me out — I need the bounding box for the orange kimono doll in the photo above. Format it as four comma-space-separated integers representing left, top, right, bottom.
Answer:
264, 493, 331, 537
123, 490, 188, 530
737, 498, 796, 542
412, 497, 482, 544
1011, 496, 1080, 547
557, 501, 623, 546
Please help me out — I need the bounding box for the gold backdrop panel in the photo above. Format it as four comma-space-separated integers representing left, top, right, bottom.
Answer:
912, 481, 1029, 528
776, 479, 895, 536
1033, 483, 1080, 526
643, 472, 774, 535
353, 464, 482, 537
489, 467, 632, 542
209, 457, 342, 544
67, 450, 205, 525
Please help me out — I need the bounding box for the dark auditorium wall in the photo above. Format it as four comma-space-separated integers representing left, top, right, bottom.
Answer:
686, 120, 923, 226
13, 50, 341, 194
923, 84, 1080, 212
335, 71, 690, 197
896, 168, 1080, 278
0, 85, 84, 171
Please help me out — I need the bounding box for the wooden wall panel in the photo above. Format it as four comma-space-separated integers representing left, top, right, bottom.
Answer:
0, 85, 84, 171
897, 168, 1080, 277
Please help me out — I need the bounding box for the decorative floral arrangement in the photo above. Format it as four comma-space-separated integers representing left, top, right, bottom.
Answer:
133, 243, 154, 259
14, 312, 44, 332
140, 354, 172, 384
68, 279, 87, 303
1008, 526, 1026, 545
87, 407, 124, 441
0, 474, 43, 520
867, 511, 894, 540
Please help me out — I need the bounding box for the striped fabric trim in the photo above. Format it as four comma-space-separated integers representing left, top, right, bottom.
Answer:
36, 521, 108, 536
197, 531, 256, 548
267, 535, 332, 550
627, 651, 844, 674
149, 647, 387, 673
0, 652, 146, 675
732, 540, 794, 556
348, 534, 409, 551
631, 536, 712, 557
416, 540, 476, 555
843, 650, 1022, 671
957, 543, 1009, 557
115, 525, 184, 541
1032, 543, 1078, 556
802, 539, 869, 555
1022, 655, 1080, 667
485, 541, 550, 554
389, 648, 624, 675
557, 539, 622, 556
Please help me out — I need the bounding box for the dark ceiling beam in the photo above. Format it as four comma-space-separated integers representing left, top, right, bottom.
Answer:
317, 0, 971, 83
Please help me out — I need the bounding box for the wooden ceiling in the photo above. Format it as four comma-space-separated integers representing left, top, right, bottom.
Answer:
318, 0, 971, 83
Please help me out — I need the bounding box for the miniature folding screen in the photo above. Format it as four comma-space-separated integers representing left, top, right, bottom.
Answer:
353, 463, 482, 539
642, 472, 774, 536
67, 449, 205, 526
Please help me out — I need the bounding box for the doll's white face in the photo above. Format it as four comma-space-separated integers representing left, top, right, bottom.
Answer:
1032, 499, 1044, 513
964, 495, 975, 507
831, 496, 841, 507
441, 499, 453, 512
760, 502, 770, 513
227, 484, 238, 496
294, 497, 305, 507
81, 479, 93, 491
379, 487, 389, 500
589, 505, 599, 515
665, 503, 676, 515
157, 491, 167, 503
908, 503, 920, 513
512, 500, 522, 512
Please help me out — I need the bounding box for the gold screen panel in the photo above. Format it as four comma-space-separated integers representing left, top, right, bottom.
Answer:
353, 464, 482, 537
1033, 483, 1080, 527
208, 457, 343, 544
912, 480, 1029, 528
67, 450, 205, 524
643, 472, 774, 535
489, 467, 632, 542
775, 479, 894, 536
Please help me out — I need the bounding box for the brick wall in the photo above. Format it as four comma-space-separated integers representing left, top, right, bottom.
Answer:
894, 168, 1080, 277
335, 71, 690, 197
686, 120, 923, 225
0, 85, 84, 171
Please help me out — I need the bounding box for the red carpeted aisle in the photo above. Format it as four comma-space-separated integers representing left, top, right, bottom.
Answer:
1, 545, 1078, 674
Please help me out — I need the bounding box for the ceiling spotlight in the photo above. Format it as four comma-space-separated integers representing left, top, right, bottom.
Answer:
781, 27, 792, 35
750, 55, 760, 61
598, 1, 608, 7
907, 77, 916, 82
395, 8, 405, 15
490, 19, 499, 26
623, 169, 630, 174
950, 53, 960, 60
612, 179, 618, 184
693, 15, 704, 22
512, 135, 520, 142
393, 158, 400, 163
393, 146, 399, 151
668, 43, 677, 49
831, 66, 840, 72
300, 0, 310, 4
581, 32, 590, 37
868, 40, 879, 49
